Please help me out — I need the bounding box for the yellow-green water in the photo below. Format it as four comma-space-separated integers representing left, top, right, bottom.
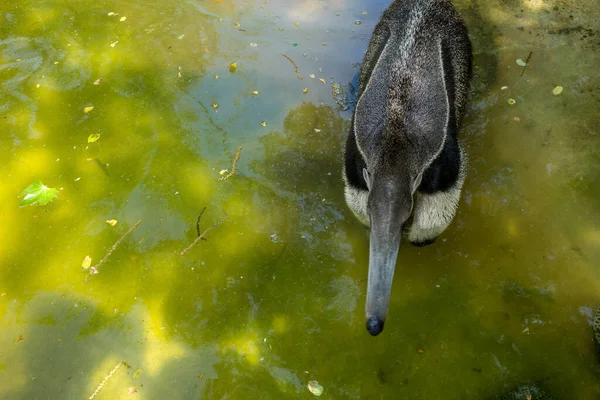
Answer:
1, 0, 599, 399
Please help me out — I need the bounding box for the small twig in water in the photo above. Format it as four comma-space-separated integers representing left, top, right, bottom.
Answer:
180, 209, 228, 256
84, 219, 142, 283
88, 361, 125, 400
218, 146, 242, 181
282, 53, 303, 80
520, 52, 533, 77
195, 207, 207, 237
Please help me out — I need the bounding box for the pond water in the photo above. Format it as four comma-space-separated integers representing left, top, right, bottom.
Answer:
1, 0, 599, 398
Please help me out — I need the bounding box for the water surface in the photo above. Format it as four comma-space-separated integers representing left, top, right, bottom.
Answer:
1, 0, 599, 398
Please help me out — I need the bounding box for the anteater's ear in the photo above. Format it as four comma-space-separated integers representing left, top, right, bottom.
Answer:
363, 168, 373, 191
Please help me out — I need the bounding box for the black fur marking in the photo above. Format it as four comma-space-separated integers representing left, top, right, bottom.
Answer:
410, 237, 436, 247
418, 38, 462, 194
344, 120, 369, 191
419, 135, 460, 193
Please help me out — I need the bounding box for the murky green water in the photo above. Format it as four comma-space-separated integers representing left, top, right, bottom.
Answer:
1, 0, 599, 398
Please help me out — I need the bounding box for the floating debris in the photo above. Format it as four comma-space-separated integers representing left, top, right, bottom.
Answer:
177, 34, 185, 40
302, 88, 308, 93
212, 103, 219, 109
106, 219, 118, 226
120, 16, 127, 22
228, 62, 237, 73
507, 98, 516, 105
331, 82, 349, 110
93, 77, 103, 85
307, 381, 324, 397
553, 86, 563, 95
354, 20, 362, 25
252, 90, 259, 95
282, 53, 303, 80
516, 58, 527, 67
218, 146, 242, 181
260, 121, 267, 127
319, 78, 326, 85
89, 362, 126, 400
84, 106, 94, 113
249, 42, 258, 47
88, 133, 101, 143
269, 234, 280, 243
84, 220, 142, 283
180, 208, 227, 256
309, 74, 315, 79
82, 256, 92, 269
110, 41, 118, 47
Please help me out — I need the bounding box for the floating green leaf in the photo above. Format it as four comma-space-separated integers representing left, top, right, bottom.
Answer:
177, 34, 185, 40
516, 59, 527, 67
553, 86, 563, 95
228, 62, 237, 73
507, 98, 516, 105
88, 133, 101, 143
18, 180, 58, 207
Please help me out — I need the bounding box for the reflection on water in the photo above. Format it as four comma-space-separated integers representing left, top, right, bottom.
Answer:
1, 0, 599, 398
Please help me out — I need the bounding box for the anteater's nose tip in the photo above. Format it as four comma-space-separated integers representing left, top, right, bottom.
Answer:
366, 316, 384, 336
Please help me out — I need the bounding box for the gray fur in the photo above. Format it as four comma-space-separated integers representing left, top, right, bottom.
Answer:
343, 0, 472, 335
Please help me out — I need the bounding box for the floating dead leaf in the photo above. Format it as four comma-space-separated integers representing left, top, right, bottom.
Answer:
269, 233, 280, 243
417, 348, 424, 353
82, 256, 92, 269
228, 62, 237, 73
362, 10, 368, 15
260, 121, 267, 127
108, 12, 116, 16
295, 22, 299, 27
198, 373, 205, 380
212, 103, 219, 109
307, 381, 323, 396
219, 169, 228, 175
507, 98, 516, 105
318, 78, 326, 85
14, 335, 24, 343
93, 77, 102, 85
214, 75, 220, 79
500, 86, 508, 90
84, 106, 94, 114
309, 74, 315, 79
128, 387, 137, 395
106, 219, 118, 226
553, 85, 563, 95
88, 133, 101, 143
110, 41, 118, 47
516, 58, 527, 67
120, 16, 127, 22
234, 22, 241, 28
53, 61, 59, 65
1, 292, 6, 297
302, 88, 308, 93
314, 128, 321, 133
513, 116, 521, 122
251, 90, 259, 95
177, 34, 185, 40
